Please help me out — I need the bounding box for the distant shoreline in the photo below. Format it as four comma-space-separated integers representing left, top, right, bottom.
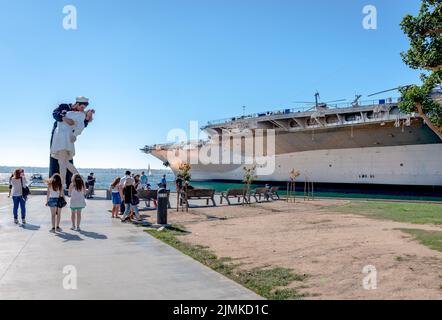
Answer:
0, 167, 175, 190
0, 166, 172, 173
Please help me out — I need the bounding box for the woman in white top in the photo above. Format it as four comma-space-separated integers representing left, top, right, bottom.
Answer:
69, 174, 87, 231
46, 173, 65, 233
10, 168, 28, 225
50, 110, 86, 188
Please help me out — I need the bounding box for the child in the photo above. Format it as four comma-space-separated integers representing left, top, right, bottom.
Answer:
46, 174, 65, 233
110, 177, 122, 218
121, 178, 140, 223
69, 174, 87, 231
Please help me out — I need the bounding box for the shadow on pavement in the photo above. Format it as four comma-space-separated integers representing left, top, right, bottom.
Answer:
56, 232, 84, 242
22, 224, 41, 231
86, 197, 107, 201
79, 230, 108, 240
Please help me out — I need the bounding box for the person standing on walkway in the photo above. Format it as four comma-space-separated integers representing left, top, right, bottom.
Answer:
46, 174, 66, 233
86, 173, 96, 199
110, 177, 123, 218
140, 171, 148, 188
134, 175, 142, 191
121, 178, 140, 223
10, 169, 28, 225
69, 174, 87, 231
119, 171, 131, 214
160, 174, 167, 188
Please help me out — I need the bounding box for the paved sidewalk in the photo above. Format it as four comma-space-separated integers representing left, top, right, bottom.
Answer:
0, 193, 261, 300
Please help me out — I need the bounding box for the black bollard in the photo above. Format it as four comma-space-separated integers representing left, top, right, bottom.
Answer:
157, 188, 169, 225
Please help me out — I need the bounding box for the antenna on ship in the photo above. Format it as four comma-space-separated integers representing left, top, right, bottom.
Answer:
293, 92, 346, 111
314, 91, 320, 109
352, 95, 363, 107
367, 85, 412, 97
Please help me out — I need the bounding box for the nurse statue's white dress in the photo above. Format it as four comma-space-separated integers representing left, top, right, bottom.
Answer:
51, 111, 86, 186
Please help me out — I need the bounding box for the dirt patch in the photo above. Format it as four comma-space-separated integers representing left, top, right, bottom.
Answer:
142, 199, 442, 299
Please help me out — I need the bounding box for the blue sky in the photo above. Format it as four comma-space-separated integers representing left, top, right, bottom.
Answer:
0, 0, 421, 169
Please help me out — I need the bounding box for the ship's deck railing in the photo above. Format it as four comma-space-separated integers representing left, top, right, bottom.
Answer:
142, 140, 208, 153
142, 106, 416, 153
205, 97, 401, 127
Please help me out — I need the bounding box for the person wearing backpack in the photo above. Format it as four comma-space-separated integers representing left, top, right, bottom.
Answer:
10, 168, 28, 225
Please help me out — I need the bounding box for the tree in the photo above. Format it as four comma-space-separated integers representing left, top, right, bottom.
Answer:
243, 165, 257, 205
399, 0, 442, 140
178, 162, 192, 185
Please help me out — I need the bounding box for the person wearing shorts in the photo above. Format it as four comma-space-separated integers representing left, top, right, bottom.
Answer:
110, 177, 123, 218
69, 174, 87, 231
46, 174, 65, 233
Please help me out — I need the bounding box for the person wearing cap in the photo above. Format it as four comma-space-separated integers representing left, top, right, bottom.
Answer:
49, 97, 95, 188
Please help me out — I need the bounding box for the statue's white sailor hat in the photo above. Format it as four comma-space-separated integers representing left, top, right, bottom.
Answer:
76, 96, 89, 104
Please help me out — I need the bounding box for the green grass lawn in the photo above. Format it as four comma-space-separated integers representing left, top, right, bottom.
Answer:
399, 229, 442, 253
146, 226, 308, 300
0, 185, 46, 193
331, 201, 442, 225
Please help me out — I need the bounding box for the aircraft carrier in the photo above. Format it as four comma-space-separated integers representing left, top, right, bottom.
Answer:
142, 93, 442, 188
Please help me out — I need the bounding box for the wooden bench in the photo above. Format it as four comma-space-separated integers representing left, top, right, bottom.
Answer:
180, 189, 216, 208
253, 187, 271, 202
138, 189, 171, 209
269, 186, 280, 200
220, 188, 250, 205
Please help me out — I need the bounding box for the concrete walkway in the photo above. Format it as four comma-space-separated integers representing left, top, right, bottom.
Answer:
0, 193, 261, 300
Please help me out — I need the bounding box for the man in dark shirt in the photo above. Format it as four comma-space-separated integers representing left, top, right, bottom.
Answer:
175, 175, 184, 192
160, 174, 167, 188
50, 96, 94, 188
86, 173, 96, 199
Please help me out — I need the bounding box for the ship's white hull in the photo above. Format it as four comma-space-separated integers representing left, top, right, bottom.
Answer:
162, 144, 442, 186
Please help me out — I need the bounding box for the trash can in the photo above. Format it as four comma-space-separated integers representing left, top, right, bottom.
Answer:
157, 188, 168, 225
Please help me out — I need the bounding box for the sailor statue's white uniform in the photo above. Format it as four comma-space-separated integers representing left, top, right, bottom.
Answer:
50, 110, 87, 186
51, 111, 86, 160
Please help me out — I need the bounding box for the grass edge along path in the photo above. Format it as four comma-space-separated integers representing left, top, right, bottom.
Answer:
0, 186, 47, 193
398, 228, 442, 253
329, 201, 442, 225
145, 226, 308, 300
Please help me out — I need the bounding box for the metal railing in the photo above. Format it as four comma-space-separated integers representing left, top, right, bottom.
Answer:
205, 97, 401, 127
